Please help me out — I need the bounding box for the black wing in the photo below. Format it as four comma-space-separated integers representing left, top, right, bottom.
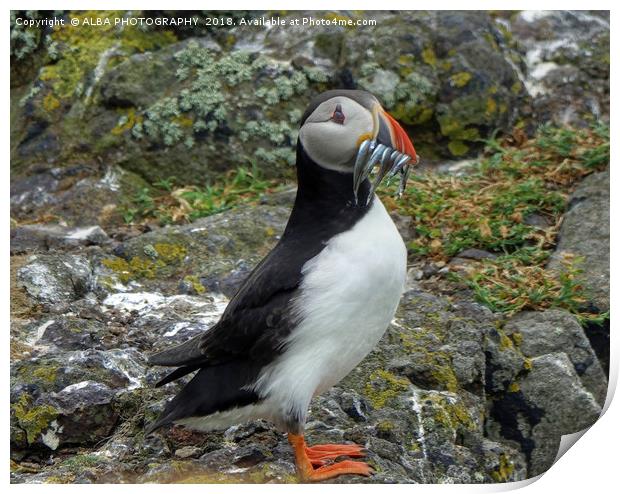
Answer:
147, 237, 309, 371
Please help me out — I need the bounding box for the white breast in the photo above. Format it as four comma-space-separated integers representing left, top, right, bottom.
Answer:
254, 197, 407, 427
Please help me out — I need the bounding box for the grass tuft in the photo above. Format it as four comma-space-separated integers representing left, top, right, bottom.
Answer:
121, 164, 287, 225
390, 123, 609, 323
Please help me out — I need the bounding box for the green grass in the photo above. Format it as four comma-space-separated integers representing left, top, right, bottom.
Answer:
121, 164, 287, 225
387, 123, 609, 323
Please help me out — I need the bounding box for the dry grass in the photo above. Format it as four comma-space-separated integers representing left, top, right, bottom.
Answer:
388, 123, 609, 322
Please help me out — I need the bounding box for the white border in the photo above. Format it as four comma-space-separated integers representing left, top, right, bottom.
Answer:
5, 2, 616, 492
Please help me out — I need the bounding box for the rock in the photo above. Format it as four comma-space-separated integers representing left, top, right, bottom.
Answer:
95, 204, 289, 295
11, 11, 531, 184
11, 224, 109, 254
390, 212, 414, 242
11, 380, 118, 450
456, 249, 497, 260
487, 353, 601, 476
548, 170, 609, 312
508, 11, 609, 125
10, 164, 147, 229
17, 254, 92, 306
504, 310, 607, 405
8, 178, 606, 483
175, 446, 203, 459
484, 323, 530, 394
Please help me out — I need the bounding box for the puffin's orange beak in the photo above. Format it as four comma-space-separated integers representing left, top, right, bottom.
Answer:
379, 109, 418, 165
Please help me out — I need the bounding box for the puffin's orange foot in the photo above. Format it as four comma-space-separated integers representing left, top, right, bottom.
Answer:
305, 443, 366, 467
289, 433, 373, 481
300, 459, 373, 481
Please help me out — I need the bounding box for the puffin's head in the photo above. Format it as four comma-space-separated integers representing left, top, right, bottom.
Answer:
298, 89, 418, 204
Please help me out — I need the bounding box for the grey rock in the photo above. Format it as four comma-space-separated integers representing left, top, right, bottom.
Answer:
487, 353, 601, 476
522, 354, 601, 475
11, 224, 109, 254
456, 249, 497, 260
12, 12, 530, 182
484, 325, 529, 394
17, 254, 92, 306
175, 446, 203, 459
9, 193, 605, 483
548, 170, 609, 312
95, 204, 290, 296
44, 381, 119, 448
509, 11, 609, 125
504, 310, 607, 405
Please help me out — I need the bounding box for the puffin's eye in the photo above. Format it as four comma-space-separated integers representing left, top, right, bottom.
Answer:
331, 104, 345, 125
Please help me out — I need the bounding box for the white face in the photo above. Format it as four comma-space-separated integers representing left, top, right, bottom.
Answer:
299, 96, 375, 172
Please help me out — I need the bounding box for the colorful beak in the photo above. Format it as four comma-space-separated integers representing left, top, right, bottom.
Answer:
353, 107, 419, 205
378, 109, 418, 164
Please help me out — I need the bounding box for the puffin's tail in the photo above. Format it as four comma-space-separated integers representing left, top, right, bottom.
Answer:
145, 360, 263, 434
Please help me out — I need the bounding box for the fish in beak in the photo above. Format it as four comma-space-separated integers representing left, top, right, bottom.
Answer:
353, 106, 419, 205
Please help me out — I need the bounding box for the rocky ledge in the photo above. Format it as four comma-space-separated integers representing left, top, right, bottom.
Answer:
10, 192, 607, 483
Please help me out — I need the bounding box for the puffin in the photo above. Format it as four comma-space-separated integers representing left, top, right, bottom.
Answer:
146, 89, 418, 482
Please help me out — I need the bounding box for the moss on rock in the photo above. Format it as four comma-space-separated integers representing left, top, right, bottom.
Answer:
12, 394, 59, 444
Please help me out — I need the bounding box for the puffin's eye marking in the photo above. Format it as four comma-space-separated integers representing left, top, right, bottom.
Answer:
331, 104, 345, 125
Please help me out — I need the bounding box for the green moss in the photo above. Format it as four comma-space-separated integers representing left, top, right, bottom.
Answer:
364, 369, 410, 409
12, 394, 58, 444
448, 140, 469, 156
60, 454, 102, 472
376, 420, 395, 434
450, 72, 472, 88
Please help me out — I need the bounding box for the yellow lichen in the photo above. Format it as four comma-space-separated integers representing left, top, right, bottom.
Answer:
102, 243, 186, 283
450, 72, 472, 88
428, 394, 477, 432
111, 108, 143, 136
364, 369, 410, 409
422, 46, 437, 67
486, 97, 498, 115
42, 92, 61, 112
153, 243, 187, 263
511, 332, 523, 346
12, 394, 58, 444
490, 453, 515, 482
183, 275, 205, 294
32, 365, 58, 384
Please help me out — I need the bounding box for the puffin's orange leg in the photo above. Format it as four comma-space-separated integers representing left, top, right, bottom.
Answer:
305, 443, 366, 466
288, 433, 373, 481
